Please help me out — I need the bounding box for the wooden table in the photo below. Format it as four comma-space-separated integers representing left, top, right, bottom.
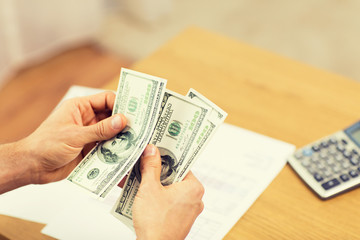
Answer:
2, 27, 360, 239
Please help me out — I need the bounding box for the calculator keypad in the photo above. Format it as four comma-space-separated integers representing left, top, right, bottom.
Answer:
294, 137, 360, 191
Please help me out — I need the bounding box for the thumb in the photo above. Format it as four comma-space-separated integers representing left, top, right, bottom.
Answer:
82, 114, 127, 143
139, 145, 162, 184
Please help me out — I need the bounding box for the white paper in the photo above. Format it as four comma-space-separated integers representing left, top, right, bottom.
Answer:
58, 85, 112, 104
0, 179, 135, 239
41, 186, 135, 240
0, 180, 88, 224
187, 123, 295, 240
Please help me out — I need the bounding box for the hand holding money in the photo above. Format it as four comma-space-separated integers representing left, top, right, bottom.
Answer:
66, 68, 227, 233
68, 69, 167, 198
30, 92, 128, 184
0, 91, 127, 194
132, 144, 204, 240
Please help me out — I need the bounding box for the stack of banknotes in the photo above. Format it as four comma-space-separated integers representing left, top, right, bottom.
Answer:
67, 68, 227, 229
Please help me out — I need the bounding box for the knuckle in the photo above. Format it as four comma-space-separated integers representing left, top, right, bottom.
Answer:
105, 90, 115, 97
61, 98, 74, 108
191, 181, 205, 198
95, 122, 106, 139
198, 183, 205, 197
198, 201, 204, 214
140, 156, 160, 172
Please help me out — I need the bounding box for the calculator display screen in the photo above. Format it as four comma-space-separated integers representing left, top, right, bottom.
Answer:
351, 128, 360, 145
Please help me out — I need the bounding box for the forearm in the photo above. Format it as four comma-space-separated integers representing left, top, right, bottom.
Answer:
0, 139, 36, 194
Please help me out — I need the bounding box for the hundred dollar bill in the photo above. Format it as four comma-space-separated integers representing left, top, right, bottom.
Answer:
175, 88, 227, 181
112, 90, 208, 227
67, 68, 166, 198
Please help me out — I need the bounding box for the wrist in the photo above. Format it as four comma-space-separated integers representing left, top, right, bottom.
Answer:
136, 233, 161, 240
136, 228, 170, 240
0, 139, 39, 193
19, 137, 42, 184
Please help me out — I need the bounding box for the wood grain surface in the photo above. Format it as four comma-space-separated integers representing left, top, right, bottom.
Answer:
105, 27, 360, 240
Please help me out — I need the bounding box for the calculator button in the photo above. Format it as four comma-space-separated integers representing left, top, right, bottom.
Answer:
329, 138, 337, 145
352, 149, 358, 155
341, 139, 348, 145
349, 170, 359, 178
301, 158, 311, 167
334, 154, 343, 162
317, 162, 327, 171
321, 178, 340, 190
294, 151, 303, 159
323, 169, 332, 178
331, 165, 342, 173
328, 147, 337, 155
310, 155, 320, 162
319, 152, 328, 159
336, 145, 345, 153
340, 174, 350, 182
302, 148, 313, 157
342, 161, 350, 169
343, 150, 352, 159
307, 165, 318, 174
325, 157, 335, 166
312, 145, 320, 152
320, 141, 329, 148
313, 172, 324, 182
349, 156, 359, 166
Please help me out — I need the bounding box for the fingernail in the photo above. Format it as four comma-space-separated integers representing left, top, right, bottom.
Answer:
111, 115, 122, 129
143, 144, 156, 157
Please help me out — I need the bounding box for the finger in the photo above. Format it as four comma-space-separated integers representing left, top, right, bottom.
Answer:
81, 113, 127, 143
182, 171, 204, 187
182, 171, 205, 198
182, 171, 198, 182
75, 92, 115, 126
87, 91, 116, 111
139, 145, 162, 184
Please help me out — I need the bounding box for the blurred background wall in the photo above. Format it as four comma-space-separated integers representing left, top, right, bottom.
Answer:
99, 0, 360, 81
0, 0, 105, 87
1, 0, 360, 89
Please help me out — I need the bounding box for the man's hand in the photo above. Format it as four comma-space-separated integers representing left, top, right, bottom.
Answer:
133, 145, 205, 240
27, 91, 128, 184
0, 91, 127, 193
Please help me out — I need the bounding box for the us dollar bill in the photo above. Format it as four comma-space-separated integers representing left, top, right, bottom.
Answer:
175, 88, 228, 181
111, 90, 209, 226
67, 68, 166, 198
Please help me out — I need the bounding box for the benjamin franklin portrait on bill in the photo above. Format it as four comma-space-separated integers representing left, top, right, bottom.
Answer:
97, 127, 136, 164
159, 153, 178, 186
134, 147, 178, 186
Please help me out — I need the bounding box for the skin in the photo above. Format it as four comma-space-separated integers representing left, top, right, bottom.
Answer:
0, 91, 127, 192
133, 145, 205, 240
0, 91, 205, 240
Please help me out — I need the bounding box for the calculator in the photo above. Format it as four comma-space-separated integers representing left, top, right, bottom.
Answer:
288, 121, 360, 199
